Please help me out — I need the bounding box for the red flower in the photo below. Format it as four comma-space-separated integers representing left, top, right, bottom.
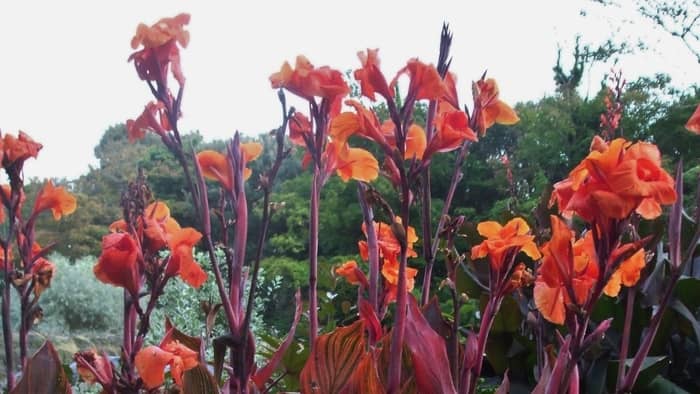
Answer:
126, 101, 171, 142
392, 59, 446, 102
354, 49, 393, 101
166, 228, 207, 288
93, 233, 140, 297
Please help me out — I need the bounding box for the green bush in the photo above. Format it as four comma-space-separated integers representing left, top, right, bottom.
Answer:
41, 254, 122, 333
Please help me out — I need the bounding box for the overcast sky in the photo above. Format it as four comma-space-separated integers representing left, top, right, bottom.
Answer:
0, 1, 696, 180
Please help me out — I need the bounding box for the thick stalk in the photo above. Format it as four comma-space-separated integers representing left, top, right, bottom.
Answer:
420, 98, 437, 305
357, 183, 380, 312
2, 255, 13, 390
450, 289, 461, 389
308, 167, 321, 349
616, 287, 636, 392
387, 183, 411, 394
430, 141, 471, 261
621, 271, 679, 391
467, 294, 501, 394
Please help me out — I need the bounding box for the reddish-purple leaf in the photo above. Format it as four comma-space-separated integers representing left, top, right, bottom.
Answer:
340, 351, 386, 394
404, 295, 457, 394
359, 299, 382, 345
252, 289, 302, 389
11, 341, 71, 394
300, 320, 366, 394
183, 363, 218, 394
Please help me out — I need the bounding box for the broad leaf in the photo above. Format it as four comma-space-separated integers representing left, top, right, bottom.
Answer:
183, 364, 218, 394
11, 341, 71, 394
299, 320, 365, 393
252, 289, 302, 389
340, 351, 385, 394
404, 295, 457, 394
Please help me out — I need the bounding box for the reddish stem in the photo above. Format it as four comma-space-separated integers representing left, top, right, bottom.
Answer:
308, 166, 321, 349
616, 287, 636, 392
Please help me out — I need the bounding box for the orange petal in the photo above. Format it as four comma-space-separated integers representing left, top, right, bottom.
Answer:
33, 180, 77, 220
197, 150, 233, 190
135, 346, 173, 389
534, 281, 566, 325
241, 142, 263, 163
335, 147, 379, 182
686, 103, 700, 134
476, 221, 503, 239
404, 124, 426, 160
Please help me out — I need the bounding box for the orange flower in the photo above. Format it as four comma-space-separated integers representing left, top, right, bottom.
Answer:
335, 260, 369, 288
470, 217, 541, 271
166, 228, 207, 288
382, 259, 419, 303
474, 79, 519, 134
32, 180, 77, 220
126, 101, 170, 142
331, 143, 379, 183
135, 340, 198, 389
551, 137, 676, 221
426, 101, 478, 157
241, 142, 263, 180
359, 218, 418, 264
603, 248, 646, 297
197, 150, 233, 190
130, 13, 190, 50
354, 49, 393, 101
392, 59, 446, 101
685, 103, 700, 134
94, 233, 141, 296
197, 143, 262, 189
30, 257, 55, 297
270, 55, 349, 101
3, 131, 42, 165
534, 216, 598, 325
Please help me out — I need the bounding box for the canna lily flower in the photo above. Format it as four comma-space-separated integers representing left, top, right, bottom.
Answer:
330, 143, 379, 183
358, 218, 419, 265
3, 131, 42, 166
197, 142, 263, 190
473, 78, 519, 134
392, 58, 446, 102
135, 340, 198, 389
382, 259, 419, 303
129, 14, 190, 86
534, 216, 598, 325
74, 350, 115, 390
197, 150, 233, 190
32, 180, 77, 220
603, 248, 646, 297
166, 227, 207, 288
94, 233, 141, 297
270, 55, 349, 102
289, 112, 313, 147
426, 101, 478, 157
551, 137, 676, 221
470, 217, 541, 271
126, 101, 171, 143
335, 260, 369, 288
354, 48, 393, 101
30, 257, 55, 297
685, 103, 700, 134
130, 13, 190, 51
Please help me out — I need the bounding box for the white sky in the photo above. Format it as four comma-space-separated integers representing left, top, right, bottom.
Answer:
0, 1, 696, 180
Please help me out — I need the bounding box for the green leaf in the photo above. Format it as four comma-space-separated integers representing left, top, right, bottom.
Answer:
670, 298, 700, 343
